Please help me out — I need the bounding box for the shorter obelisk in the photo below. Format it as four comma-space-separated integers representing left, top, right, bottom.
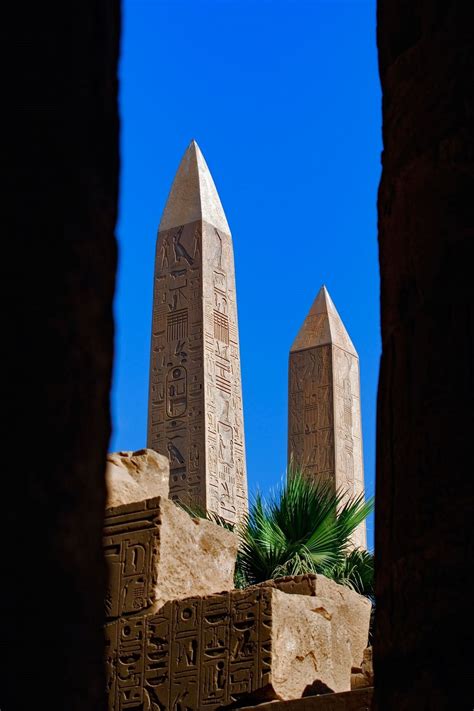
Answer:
288, 286, 366, 548
147, 141, 248, 524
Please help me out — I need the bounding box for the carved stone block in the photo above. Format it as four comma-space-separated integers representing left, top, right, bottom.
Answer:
105, 585, 370, 710
105, 588, 271, 711
104, 496, 239, 620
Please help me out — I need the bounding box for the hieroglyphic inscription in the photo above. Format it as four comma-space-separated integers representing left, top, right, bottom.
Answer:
202, 225, 248, 523
288, 345, 334, 483
167, 310, 188, 341
105, 588, 273, 711
104, 498, 162, 620
148, 218, 248, 523
148, 221, 205, 510
214, 311, 229, 344
288, 343, 366, 548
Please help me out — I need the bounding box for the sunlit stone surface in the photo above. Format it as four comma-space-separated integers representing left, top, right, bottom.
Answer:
288, 286, 366, 548
147, 141, 248, 524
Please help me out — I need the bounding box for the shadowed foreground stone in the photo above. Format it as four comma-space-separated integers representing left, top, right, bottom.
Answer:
106, 448, 170, 506
104, 496, 238, 618
105, 583, 370, 709
375, 2, 473, 709
240, 688, 373, 710
3, 2, 120, 709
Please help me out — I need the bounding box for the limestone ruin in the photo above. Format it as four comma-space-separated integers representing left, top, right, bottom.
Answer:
106, 448, 170, 506
104, 454, 371, 711
105, 585, 370, 710
104, 495, 239, 618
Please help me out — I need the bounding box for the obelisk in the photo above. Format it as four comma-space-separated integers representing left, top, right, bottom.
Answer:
147, 141, 248, 524
288, 286, 366, 548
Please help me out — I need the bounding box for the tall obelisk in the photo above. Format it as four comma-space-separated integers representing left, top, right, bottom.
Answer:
147, 141, 248, 524
288, 286, 366, 548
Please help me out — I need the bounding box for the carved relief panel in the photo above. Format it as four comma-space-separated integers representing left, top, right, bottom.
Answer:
332, 346, 364, 499
105, 588, 273, 711
288, 343, 366, 547
148, 219, 248, 523
201, 221, 248, 524
104, 499, 162, 620
148, 221, 205, 509
288, 345, 334, 482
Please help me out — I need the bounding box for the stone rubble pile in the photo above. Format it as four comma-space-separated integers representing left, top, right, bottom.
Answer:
104, 450, 372, 711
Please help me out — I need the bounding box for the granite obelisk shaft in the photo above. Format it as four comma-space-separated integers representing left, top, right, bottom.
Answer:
288, 286, 366, 548
147, 141, 248, 524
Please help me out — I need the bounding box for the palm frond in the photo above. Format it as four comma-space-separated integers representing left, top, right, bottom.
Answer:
176, 469, 374, 600
237, 469, 374, 591
335, 492, 374, 547
324, 548, 374, 599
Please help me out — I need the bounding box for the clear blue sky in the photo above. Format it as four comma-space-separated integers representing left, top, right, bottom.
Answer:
112, 0, 381, 549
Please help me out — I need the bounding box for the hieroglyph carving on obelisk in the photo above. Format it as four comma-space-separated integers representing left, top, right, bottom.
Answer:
147, 141, 248, 524
288, 286, 366, 548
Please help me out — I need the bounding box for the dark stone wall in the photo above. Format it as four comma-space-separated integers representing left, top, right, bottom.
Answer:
375, 3, 473, 709
2, 3, 120, 709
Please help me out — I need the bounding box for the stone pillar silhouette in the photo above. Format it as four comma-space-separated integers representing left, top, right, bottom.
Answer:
288, 286, 366, 549
3, 2, 119, 709
147, 141, 248, 524
375, 2, 473, 709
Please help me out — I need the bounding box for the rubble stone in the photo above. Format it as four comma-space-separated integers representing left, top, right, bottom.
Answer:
104, 496, 238, 618
106, 448, 169, 506
258, 574, 371, 673
351, 647, 373, 690
105, 586, 370, 710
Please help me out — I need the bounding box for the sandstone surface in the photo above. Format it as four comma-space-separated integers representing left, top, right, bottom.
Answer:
258, 574, 371, 673
288, 286, 366, 549
105, 448, 169, 506
147, 141, 248, 525
104, 495, 238, 618
270, 585, 369, 698
105, 585, 370, 710
351, 647, 373, 690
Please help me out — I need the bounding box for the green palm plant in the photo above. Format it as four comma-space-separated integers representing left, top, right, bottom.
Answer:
236, 470, 374, 588
324, 548, 374, 599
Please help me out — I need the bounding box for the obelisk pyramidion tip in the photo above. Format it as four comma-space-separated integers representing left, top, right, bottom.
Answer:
290, 285, 357, 355
159, 141, 230, 234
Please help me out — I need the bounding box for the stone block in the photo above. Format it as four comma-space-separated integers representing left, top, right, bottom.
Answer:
105, 586, 370, 710
257, 574, 371, 674
240, 688, 374, 710
106, 448, 170, 506
104, 496, 238, 619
